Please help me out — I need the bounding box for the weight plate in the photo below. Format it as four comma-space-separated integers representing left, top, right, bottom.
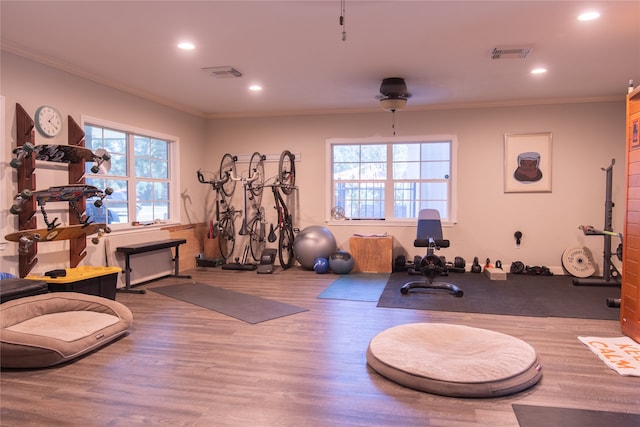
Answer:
561, 246, 596, 278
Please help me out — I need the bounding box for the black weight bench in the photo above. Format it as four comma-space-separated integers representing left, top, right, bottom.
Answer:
400, 209, 463, 297
116, 239, 191, 294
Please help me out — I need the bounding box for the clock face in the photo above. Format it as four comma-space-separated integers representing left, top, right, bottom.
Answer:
35, 105, 63, 138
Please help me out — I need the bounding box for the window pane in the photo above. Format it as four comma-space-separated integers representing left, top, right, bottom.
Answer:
151, 159, 168, 179
422, 142, 450, 161
151, 139, 168, 159
421, 161, 450, 179
84, 126, 127, 176
134, 136, 150, 156
333, 145, 360, 162
419, 182, 448, 200
334, 182, 384, 219
135, 157, 151, 178
361, 144, 386, 162
107, 154, 128, 177
360, 162, 386, 180
333, 162, 358, 180
137, 181, 169, 222
85, 178, 129, 224
393, 161, 420, 179
392, 144, 420, 161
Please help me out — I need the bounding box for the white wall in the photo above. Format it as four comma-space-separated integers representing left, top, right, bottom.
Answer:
1, 52, 207, 275
205, 102, 627, 273
1, 51, 627, 276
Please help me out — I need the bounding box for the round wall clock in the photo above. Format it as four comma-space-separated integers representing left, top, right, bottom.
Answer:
35, 105, 63, 138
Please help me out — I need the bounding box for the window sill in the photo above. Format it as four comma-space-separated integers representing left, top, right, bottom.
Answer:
326, 219, 456, 228
103, 221, 180, 235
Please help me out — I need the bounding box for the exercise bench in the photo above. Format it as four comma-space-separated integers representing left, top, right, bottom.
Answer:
116, 239, 191, 294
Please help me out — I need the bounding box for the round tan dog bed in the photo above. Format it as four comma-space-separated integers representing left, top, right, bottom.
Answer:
366, 323, 542, 397
1, 292, 133, 368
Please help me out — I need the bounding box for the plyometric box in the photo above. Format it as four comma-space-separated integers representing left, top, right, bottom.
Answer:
349, 235, 393, 273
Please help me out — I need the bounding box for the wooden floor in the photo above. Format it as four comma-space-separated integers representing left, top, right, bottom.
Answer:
2, 267, 639, 426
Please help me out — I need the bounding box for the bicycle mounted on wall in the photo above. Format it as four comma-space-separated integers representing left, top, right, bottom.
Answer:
197, 150, 297, 271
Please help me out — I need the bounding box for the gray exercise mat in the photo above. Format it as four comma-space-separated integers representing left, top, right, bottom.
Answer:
513, 404, 640, 427
152, 282, 308, 324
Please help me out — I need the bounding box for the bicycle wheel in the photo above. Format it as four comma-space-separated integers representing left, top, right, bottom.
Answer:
278, 150, 296, 195
219, 153, 237, 198
248, 208, 266, 262
248, 152, 265, 197
218, 214, 236, 260
278, 220, 295, 269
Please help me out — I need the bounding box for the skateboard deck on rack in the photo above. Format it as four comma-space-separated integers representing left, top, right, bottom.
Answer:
10, 185, 113, 214
5, 223, 111, 245
11, 143, 111, 173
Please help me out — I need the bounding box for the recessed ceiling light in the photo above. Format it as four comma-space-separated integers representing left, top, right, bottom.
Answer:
531, 68, 547, 75
177, 42, 195, 50
578, 11, 600, 21
249, 84, 263, 92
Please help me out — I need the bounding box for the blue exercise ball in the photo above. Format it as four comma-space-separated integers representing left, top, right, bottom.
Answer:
293, 226, 338, 269
313, 257, 330, 274
329, 250, 355, 274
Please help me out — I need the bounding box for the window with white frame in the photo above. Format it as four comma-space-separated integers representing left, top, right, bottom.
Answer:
328, 136, 456, 222
82, 119, 177, 226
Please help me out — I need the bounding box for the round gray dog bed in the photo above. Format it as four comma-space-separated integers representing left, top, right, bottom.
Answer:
366, 323, 542, 397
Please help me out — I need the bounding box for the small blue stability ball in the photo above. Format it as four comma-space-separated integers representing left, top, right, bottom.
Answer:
313, 257, 330, 274
329, 250, 355, 274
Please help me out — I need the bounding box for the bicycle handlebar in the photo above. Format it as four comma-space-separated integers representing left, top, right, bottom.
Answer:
196, 169, 230, 187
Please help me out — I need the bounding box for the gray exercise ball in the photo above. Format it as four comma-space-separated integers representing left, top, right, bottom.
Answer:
293, 226, 338, 269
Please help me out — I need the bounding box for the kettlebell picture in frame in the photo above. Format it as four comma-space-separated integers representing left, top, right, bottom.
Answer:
504, 132, 552, 193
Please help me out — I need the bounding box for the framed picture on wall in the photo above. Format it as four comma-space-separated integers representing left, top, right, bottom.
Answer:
504, 132, 552, 193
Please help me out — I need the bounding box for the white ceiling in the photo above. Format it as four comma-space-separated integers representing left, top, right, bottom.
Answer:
1, 1, 639, 118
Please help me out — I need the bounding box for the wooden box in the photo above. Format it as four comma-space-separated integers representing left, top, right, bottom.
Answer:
484, 267, 507, 280
349, 235, 393, 273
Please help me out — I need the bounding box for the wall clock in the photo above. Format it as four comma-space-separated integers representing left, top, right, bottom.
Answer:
34, 105, 63, 138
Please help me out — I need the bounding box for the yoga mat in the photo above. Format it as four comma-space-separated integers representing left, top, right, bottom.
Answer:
317, 273, 390, 302
377, 273, 620, 320
152, 282, 308, 324
513, 404, 640, 427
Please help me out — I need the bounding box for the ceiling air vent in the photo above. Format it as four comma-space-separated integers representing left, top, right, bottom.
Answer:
201, 66, 243, 78
490, 47, 532, 60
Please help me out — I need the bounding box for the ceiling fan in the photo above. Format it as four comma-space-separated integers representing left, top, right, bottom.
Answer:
378, 77, 412, 112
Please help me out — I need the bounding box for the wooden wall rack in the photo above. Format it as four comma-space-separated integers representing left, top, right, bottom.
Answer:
13, 103, 89, 277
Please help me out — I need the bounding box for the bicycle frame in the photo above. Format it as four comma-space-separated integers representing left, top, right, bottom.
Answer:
197, 168, 237, 259
268, 183, 296, 268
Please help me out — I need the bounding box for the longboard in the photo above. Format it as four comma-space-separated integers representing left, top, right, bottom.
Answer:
5, 223, 111, 254
11, 143, 111, 173
10, 185, 113, 214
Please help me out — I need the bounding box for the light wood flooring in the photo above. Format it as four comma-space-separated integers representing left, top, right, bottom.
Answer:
1, 267, 639, 426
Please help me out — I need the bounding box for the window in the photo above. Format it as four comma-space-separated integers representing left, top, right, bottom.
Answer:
81, 118, 178, 227
328, 136, 456, 222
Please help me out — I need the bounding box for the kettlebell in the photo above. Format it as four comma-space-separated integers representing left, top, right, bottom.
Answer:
471, 257, 482, 273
